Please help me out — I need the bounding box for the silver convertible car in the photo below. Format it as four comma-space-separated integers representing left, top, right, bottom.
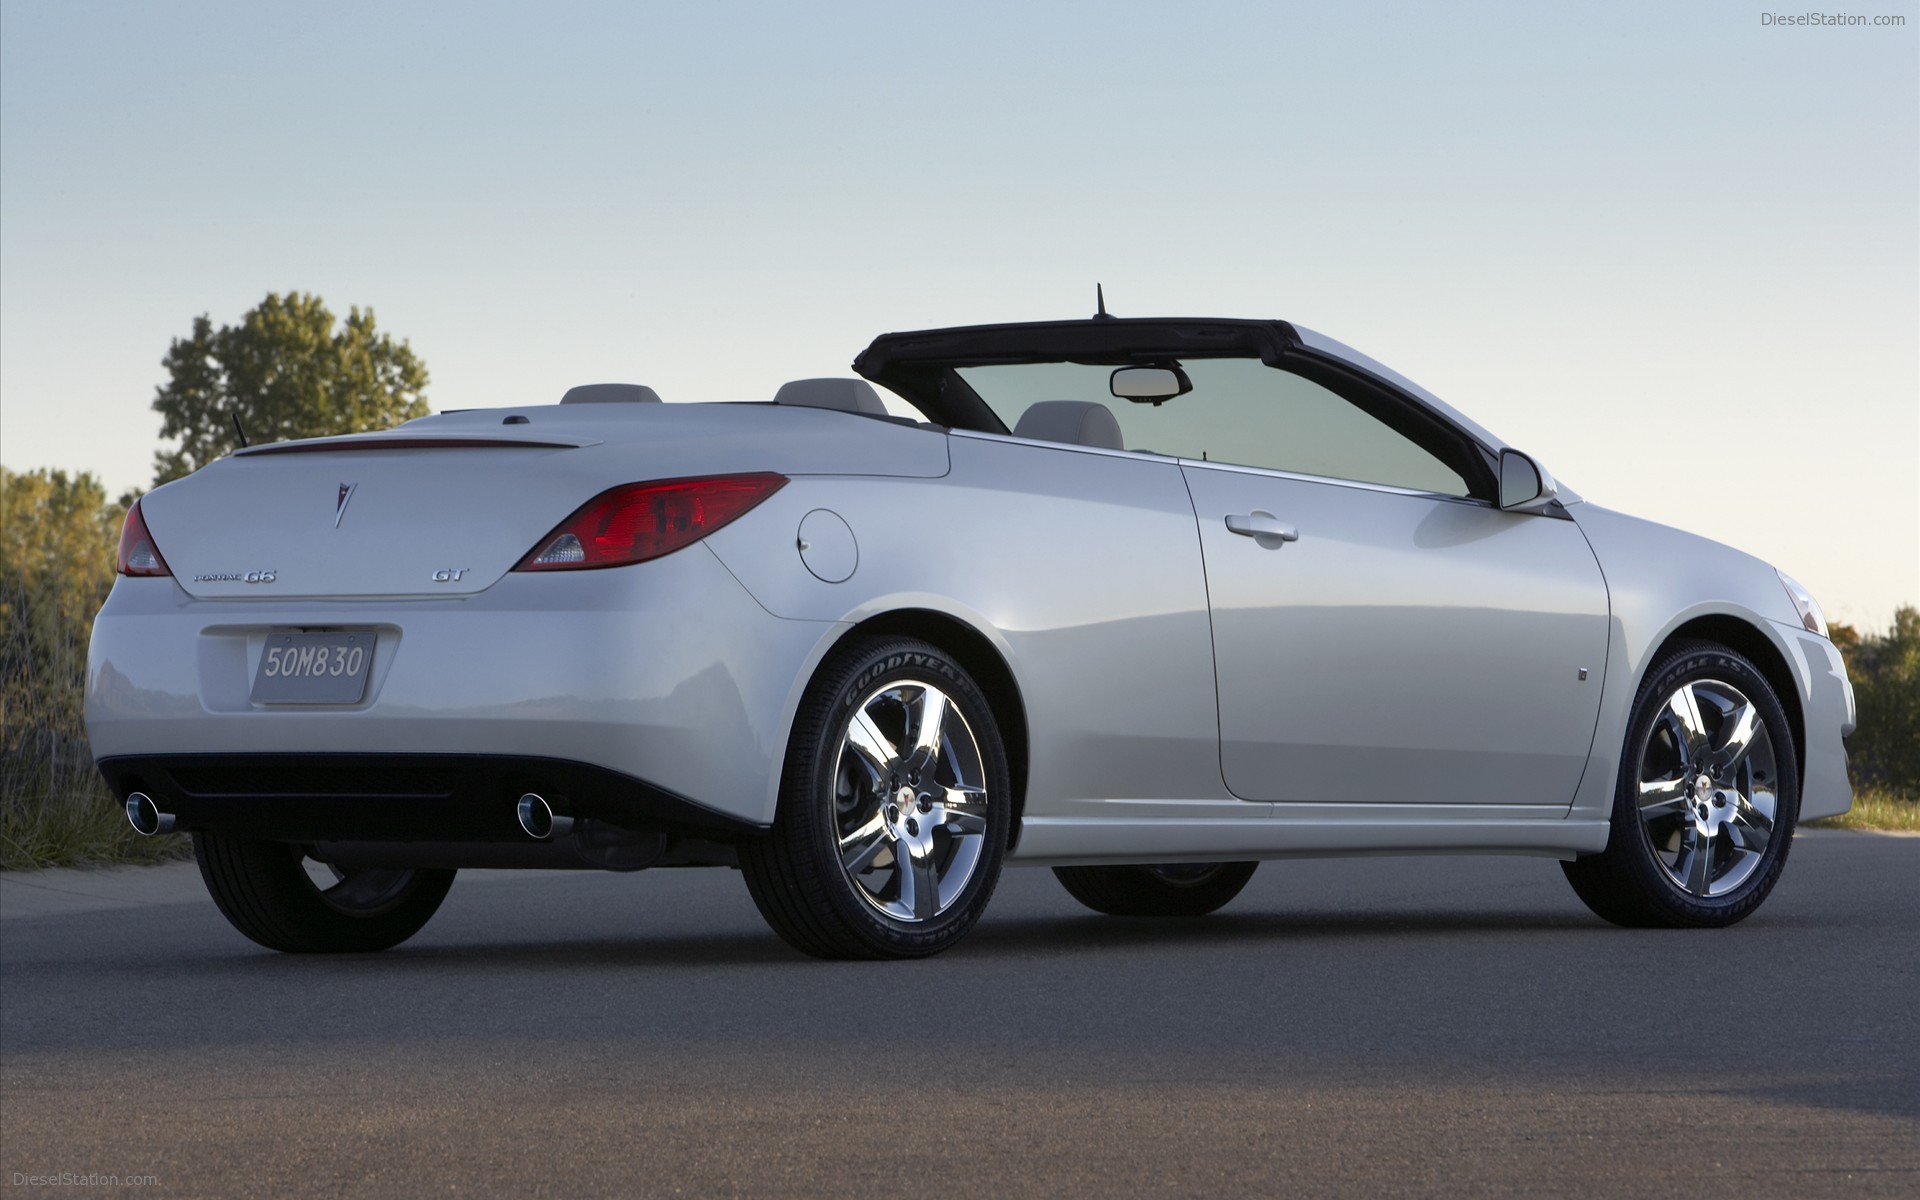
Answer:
87, 314, 1856, 958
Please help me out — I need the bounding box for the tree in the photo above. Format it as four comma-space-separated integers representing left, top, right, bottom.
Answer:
150, 292, 429, 484
1, 467, 123, 737
1842, 606, 1920, 796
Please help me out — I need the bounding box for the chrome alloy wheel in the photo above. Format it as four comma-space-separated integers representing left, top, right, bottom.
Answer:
832, 680, 992, 922
1636, 678, 1780, 898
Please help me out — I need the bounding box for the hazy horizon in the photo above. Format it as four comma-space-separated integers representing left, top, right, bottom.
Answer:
3, 0, 1914, 628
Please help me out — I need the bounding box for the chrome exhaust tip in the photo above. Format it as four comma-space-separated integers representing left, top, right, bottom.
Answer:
125, 792, 176, 836
516, 793, 573, 841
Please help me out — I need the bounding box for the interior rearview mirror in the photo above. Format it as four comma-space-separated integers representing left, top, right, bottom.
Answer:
1499, 449, 1560, 513
1111, 365, 1192, 405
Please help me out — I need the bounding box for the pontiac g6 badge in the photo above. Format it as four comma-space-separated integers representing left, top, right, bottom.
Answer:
334, 482, 357, 528
193, 570, 277, 584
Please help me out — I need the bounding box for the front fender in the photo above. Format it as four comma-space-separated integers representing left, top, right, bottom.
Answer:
1565, 504, 1849, 824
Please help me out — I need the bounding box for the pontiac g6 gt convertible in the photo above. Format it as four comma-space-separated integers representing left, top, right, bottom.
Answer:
86, 314, 1856, 958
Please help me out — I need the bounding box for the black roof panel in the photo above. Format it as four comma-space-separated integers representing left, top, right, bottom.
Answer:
853, 317, 1302, 376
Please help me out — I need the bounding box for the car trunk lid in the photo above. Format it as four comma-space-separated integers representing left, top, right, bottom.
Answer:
138, 401, 948, 600
145, 442, 604, 598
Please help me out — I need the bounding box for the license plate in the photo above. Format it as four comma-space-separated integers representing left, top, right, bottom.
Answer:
252, 632, 377, 705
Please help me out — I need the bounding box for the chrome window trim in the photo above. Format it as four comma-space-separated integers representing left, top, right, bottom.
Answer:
1175, 456, 1492, 506
949, 427, 1164, 462
950, 428, 1492, 507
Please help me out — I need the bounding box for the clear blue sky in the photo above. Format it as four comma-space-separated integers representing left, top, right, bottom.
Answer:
3, 0, 1915, 628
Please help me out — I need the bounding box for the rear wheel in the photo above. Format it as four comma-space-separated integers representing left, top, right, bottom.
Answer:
1562, 641, 1799, 928
739, 636, 1012, 959
1053, 862, 1258, 916
195, 833, 455, 953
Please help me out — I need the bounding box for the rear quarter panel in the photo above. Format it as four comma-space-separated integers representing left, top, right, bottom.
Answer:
703, 433, 1234, 824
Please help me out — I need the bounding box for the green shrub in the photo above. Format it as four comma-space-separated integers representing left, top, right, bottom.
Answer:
0, 467, 187, 868
1831, 608, 1919, 801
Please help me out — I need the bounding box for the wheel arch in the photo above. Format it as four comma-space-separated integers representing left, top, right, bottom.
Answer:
1649, 613, 1806, 787
820, 608, 1032, 849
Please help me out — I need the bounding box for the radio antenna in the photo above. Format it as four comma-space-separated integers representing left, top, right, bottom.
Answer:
1093, 283, 1115, 320
231, 411, 250, 448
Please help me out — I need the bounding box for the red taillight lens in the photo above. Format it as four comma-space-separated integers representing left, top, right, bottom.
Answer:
117, 498, 172, 577
514, 473, 787, 571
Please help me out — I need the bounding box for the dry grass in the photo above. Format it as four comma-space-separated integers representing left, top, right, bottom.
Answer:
0, 744, 191, 870
1808, 785, 1920, 833
1, 468, 193, 869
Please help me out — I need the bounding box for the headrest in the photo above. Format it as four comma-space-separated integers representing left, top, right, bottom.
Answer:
561, 384, 662, 404
773, 378, 888, 416
1012, 401, 1124, 450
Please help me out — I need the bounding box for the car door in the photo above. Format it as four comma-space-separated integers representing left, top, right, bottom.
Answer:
1169, 357, 1611, 808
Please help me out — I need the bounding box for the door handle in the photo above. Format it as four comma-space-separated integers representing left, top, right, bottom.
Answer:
1225, 512, 1299, 545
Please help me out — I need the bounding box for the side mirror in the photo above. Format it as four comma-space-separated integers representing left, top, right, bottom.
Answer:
1498, 449, 1560, 513
1111, 365, 1192, 405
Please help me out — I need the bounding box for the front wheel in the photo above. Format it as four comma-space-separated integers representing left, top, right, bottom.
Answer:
1053, 862, 1258, 916
739, 637, 1012, 959
1562, 641, 1799, 928
195, 833, 456, 953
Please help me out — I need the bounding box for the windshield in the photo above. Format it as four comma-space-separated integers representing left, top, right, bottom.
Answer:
957, 357, 1473, 497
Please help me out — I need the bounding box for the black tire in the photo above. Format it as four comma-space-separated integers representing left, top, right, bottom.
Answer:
1053, 861, 1258, 917
1561, 640, 1799, 928
739, 636, 1013, 960
195, 833, 456, 953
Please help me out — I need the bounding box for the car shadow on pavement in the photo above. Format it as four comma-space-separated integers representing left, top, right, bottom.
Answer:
205, 931, 806, 971
188, 908, 1617, 972
171, 899, 1854, 975
962, 908, 1604, 953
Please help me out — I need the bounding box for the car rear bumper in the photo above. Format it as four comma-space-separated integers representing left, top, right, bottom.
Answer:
95, 752, 756, 842
85, 545, 844, 828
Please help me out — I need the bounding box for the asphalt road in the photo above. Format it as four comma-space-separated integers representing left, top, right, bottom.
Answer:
2, 832, 1915, 1198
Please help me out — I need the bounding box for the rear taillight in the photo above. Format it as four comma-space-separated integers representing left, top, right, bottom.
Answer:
514, 473, 787, 571
117, 498, 172, 577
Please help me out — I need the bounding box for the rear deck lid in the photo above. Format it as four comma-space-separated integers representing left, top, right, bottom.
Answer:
143, 440, 609, 599
138, 401, 949, 600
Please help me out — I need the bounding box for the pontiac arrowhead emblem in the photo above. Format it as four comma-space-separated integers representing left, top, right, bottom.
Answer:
334, 482, 357, 528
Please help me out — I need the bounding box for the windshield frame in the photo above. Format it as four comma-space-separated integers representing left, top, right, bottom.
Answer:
854, 318, 1500, 503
